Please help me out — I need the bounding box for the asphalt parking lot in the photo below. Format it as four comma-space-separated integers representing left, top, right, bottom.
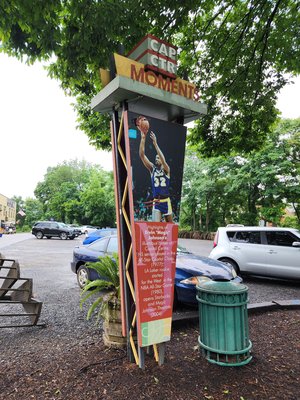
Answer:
0, 232, 299, 307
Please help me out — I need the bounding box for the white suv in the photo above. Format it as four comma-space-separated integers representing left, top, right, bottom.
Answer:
209, 226, 300, 280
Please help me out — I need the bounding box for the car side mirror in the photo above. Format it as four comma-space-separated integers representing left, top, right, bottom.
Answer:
292, 241, 300, 248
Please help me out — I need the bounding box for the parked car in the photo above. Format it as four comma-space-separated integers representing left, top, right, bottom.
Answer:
71, 235, 242, 306
69, 225, 83, 236
83, 228, 117, 245
79, 225, 98, 235
32, 221, 76, 240
3, 224, 16, 234
209, 226, 300, 280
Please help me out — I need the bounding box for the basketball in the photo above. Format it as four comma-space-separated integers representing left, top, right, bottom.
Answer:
140, 118, 149, 134
136, 116, 149, 135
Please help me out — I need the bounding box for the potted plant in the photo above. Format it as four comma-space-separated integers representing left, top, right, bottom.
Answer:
80, 253, 126, 348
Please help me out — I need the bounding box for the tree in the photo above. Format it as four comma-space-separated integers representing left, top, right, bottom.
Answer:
1, 1, 299, 154
177, 0, 300, 155
22, 198, 44, 227
181, 151, 241, 231
34, 159, 115, 225
80, 169, 115, 227
240, 118, 300, 225
181, 118, 300, 229
34, 160, 88, 220
273, 118, 300, 224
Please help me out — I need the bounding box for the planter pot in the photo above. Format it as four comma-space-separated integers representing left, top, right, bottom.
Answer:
102, 298, 127, 349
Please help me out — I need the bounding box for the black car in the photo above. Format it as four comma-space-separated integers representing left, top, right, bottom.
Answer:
32, 221, 76, 240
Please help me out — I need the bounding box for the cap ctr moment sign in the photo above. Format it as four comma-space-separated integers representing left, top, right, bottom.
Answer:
127, 34, 177, 78
94, 34, 206, 123
91, 33, 207, 368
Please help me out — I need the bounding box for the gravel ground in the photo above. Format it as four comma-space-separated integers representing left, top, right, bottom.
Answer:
0, 235, 299, 399
0, 235, 97, 341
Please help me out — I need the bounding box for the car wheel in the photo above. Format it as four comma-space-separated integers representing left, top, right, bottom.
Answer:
36, 231, 43, 239
77, 265, 89, 288
69, 236, 75, 240
219, 258, 240, 274
60, 232, 68, 240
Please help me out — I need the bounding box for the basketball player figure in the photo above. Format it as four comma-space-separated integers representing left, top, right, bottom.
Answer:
136, 115, 173, 223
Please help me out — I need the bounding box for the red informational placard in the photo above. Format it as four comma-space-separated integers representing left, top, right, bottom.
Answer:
133, 221, 178, 347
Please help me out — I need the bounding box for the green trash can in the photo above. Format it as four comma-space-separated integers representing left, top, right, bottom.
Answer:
196, 280, 252, 367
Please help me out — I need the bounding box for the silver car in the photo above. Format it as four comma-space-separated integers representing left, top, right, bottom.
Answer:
209, 226, 300, 280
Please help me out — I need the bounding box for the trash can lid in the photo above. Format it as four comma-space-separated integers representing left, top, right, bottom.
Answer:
196, 280, 248, 294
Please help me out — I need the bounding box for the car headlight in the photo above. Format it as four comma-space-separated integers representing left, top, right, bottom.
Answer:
180, 276, 212, 285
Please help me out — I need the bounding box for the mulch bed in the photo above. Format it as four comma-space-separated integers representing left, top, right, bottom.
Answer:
1, 309, 299, 400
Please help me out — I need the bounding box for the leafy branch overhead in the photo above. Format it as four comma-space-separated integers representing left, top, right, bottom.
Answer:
1, 1, 299, 154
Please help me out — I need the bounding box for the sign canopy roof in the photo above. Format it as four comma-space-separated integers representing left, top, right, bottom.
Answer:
91, 75, 207, 123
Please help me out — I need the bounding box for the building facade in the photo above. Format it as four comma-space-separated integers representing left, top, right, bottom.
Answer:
0, 193, 16, 228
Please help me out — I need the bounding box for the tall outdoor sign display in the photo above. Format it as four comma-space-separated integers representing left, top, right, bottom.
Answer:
91, 34, 207, 368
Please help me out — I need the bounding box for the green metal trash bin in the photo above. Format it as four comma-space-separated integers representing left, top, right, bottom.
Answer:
196, 280, 252, 366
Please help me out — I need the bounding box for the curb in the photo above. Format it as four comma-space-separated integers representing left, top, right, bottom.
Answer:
248, 299, 300, 314
172, 299, 300, 323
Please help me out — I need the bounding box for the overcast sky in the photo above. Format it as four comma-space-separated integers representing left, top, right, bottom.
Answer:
0, 53, 299, 199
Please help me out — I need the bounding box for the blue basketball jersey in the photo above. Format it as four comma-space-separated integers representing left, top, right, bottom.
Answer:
151, 166, 170, 198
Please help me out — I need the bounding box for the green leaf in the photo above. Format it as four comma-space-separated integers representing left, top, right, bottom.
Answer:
80, 254, 120, 322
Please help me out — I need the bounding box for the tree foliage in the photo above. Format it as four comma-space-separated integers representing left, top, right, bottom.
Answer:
178, 0, 300, 155
33, 159, 115, 226
22, 198, 44, 228
181, 151, 240, 230
181, 118, 300, 231
1, 1, 299, 154
80, 168, 115, 227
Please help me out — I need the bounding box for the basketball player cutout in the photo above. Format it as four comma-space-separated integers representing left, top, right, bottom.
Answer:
136, 115, 173, 223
